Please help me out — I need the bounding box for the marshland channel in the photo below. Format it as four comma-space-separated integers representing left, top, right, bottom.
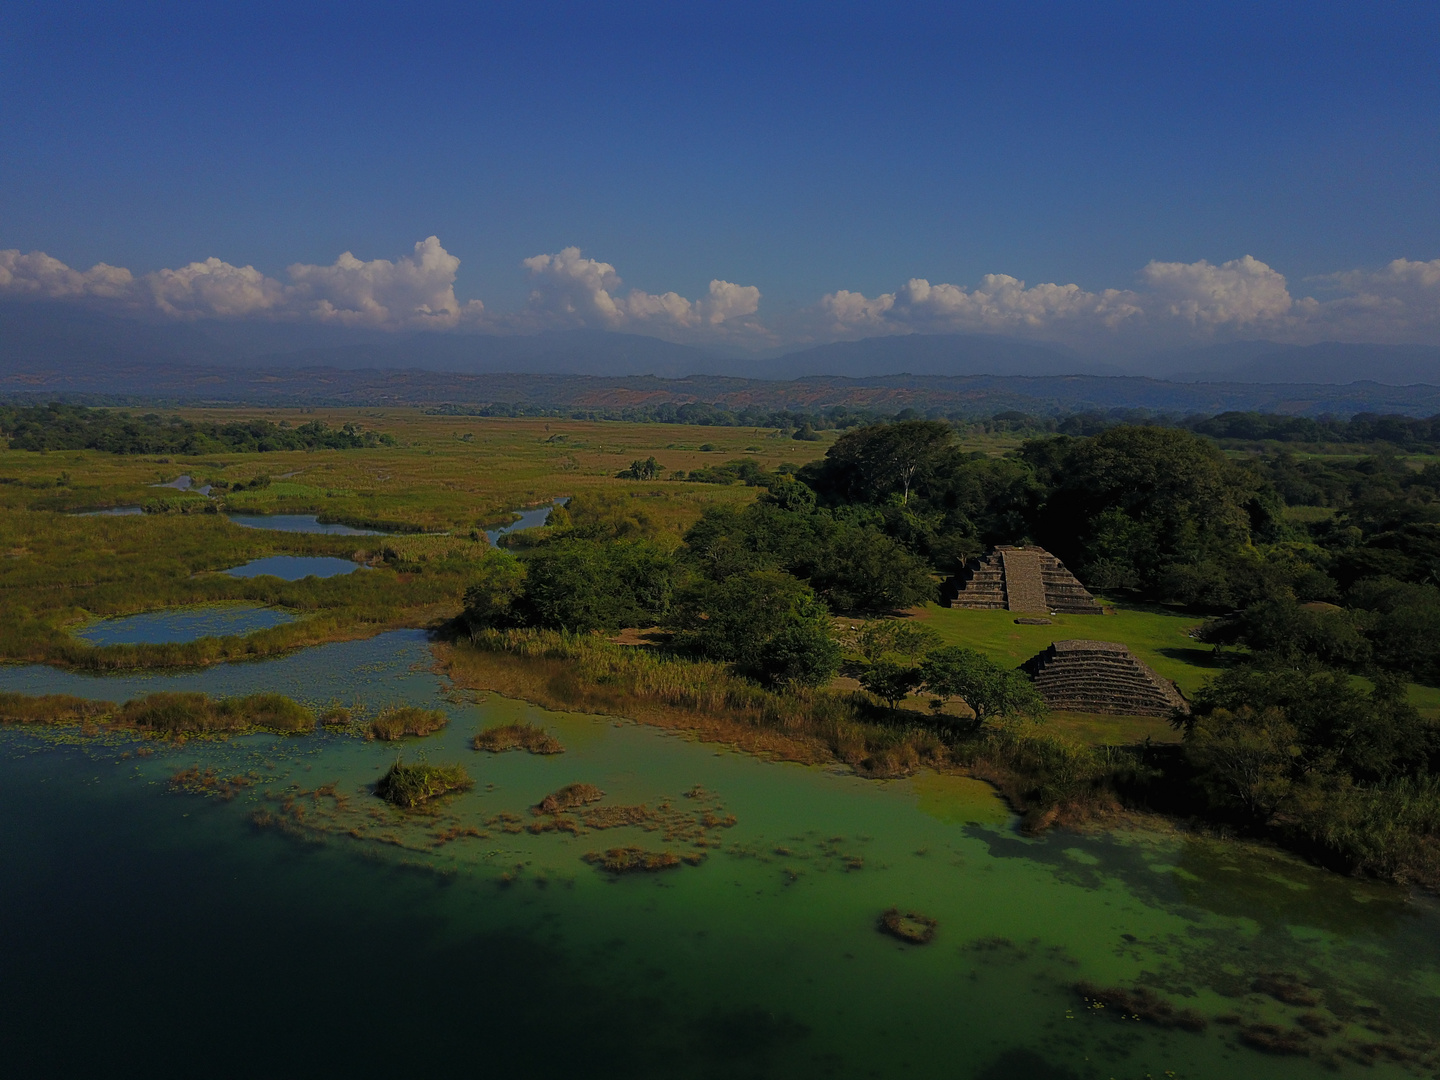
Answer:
4, 629, 1439, 1079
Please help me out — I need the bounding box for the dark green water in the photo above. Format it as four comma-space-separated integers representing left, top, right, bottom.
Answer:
3, 632, 1438, 1079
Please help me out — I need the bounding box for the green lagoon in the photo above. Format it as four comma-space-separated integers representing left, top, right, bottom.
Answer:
3, 631, 1438, 1078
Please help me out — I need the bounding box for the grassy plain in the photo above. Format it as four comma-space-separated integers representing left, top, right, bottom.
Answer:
3, 406, 1436, 721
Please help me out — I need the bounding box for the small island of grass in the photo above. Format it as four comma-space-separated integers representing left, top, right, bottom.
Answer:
534, 782, 605, 815
369, 705, 448, 741
473, 721, 564, 755
374, 759, 474, 808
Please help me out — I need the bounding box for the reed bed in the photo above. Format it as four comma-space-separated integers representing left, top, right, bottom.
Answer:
368, 705, 448, 741
446, 628, 950, 777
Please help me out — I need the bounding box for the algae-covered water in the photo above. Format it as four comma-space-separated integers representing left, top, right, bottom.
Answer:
3, 632, 1438, 1079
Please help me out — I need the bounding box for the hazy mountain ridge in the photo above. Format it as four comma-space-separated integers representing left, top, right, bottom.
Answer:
6, 357, 1440, 419
3, 301, 1439, 396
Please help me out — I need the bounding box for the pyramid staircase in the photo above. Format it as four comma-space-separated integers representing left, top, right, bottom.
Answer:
941, 546, 1103, 615
1021, 639, 1188, 716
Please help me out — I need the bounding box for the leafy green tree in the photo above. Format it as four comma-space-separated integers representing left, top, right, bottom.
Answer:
1180, 664, 1437, 796
918, 646, 1045, 728
860, 658, 922, 709
617, 456, 664, 480
1182, 704, 1299, 824
1198, 598, 1371, 668
515, 539, 675, 633
801, 420, 956, 505
1021, 426, 1266, 605
668, 569, 841, 687
462, 552, 528, 629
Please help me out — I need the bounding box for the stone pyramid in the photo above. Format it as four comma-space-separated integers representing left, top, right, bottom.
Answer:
941, 545, 1102, 615
1021, 639, 1188, 716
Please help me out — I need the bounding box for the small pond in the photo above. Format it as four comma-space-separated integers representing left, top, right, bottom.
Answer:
73, 605, 295, 645
154, 474, 212, 495
225, 514, 386, 536
221, 556, 362, 581
486, 497, 567, 545
74, 506, 144, 517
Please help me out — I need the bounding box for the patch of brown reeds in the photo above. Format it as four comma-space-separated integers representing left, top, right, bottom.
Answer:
369, 705, 448, 741
472, 721, 564, 755
533, 782, 605, 814
584, 846, 682, 874
878, 908, 937, 944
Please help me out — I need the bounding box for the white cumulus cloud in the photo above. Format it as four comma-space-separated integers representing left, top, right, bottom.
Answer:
289, 236, 483, 328
0, 249, 137, 301
521, 246, 762, 338
0, 237, 482, 329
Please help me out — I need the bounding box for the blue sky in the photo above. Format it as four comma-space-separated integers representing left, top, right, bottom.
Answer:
2, 1, 1437, 351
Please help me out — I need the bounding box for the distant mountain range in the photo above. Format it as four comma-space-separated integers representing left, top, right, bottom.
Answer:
3, 300, 1440, 398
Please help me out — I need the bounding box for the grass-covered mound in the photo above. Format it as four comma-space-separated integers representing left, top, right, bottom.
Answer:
473, 721, 564, 755
369, 705, 448, 741
534, 782, 605, 815
374, 759, 473, 808
878, 908, 938, 945
0, 691, 114, 724
117, 692, 316, 735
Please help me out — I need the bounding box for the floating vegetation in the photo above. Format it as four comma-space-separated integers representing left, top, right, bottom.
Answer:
1237, 1022, 1311, 1056
169, 766, 256, 800
374, 759, 473, 808
584, 846, 682, 874
472, 721, 564, 755
369, 705, 448, 741
1251, 971, 1321, 1007
1075, 982, 1208, 1032
534, 782, 605, 814
878, 908, 937, 944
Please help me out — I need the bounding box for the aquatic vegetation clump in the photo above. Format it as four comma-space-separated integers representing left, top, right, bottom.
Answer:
0, 691, 114, 725
584, 846, 682, 874
472, 721, 564, 755
169, 766, 255, 800
374, 759, 473, 808
369, 705, 448, 741
1237, 1022, 1311, 1056
1075, 982, 1208, 1032
1252, 972, 1321, 1007
117, 691, 316, 735
534, 782, 605, 814
878, 908, 937, 945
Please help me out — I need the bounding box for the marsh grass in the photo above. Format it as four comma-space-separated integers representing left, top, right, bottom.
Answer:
374, 759, 473, 808
534, 782, 605, 814
117, 691, 316, 735
0, 510, 483, 671
368, 705, 448, 741
0, 691, 114, 724
0, 689, 316, 736
447, 629, 951, 778
583, 846, 683, 873
472, 721, 565, 754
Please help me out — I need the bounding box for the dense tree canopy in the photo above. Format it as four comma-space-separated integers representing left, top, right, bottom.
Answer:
0, 403, 395, 453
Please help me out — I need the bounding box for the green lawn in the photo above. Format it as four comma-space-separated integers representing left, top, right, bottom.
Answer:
911, 597, 1221, 695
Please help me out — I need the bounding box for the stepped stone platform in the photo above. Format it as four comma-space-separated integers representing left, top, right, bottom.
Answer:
941, 546, 1103, 615
1021, 639, 1189, 716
